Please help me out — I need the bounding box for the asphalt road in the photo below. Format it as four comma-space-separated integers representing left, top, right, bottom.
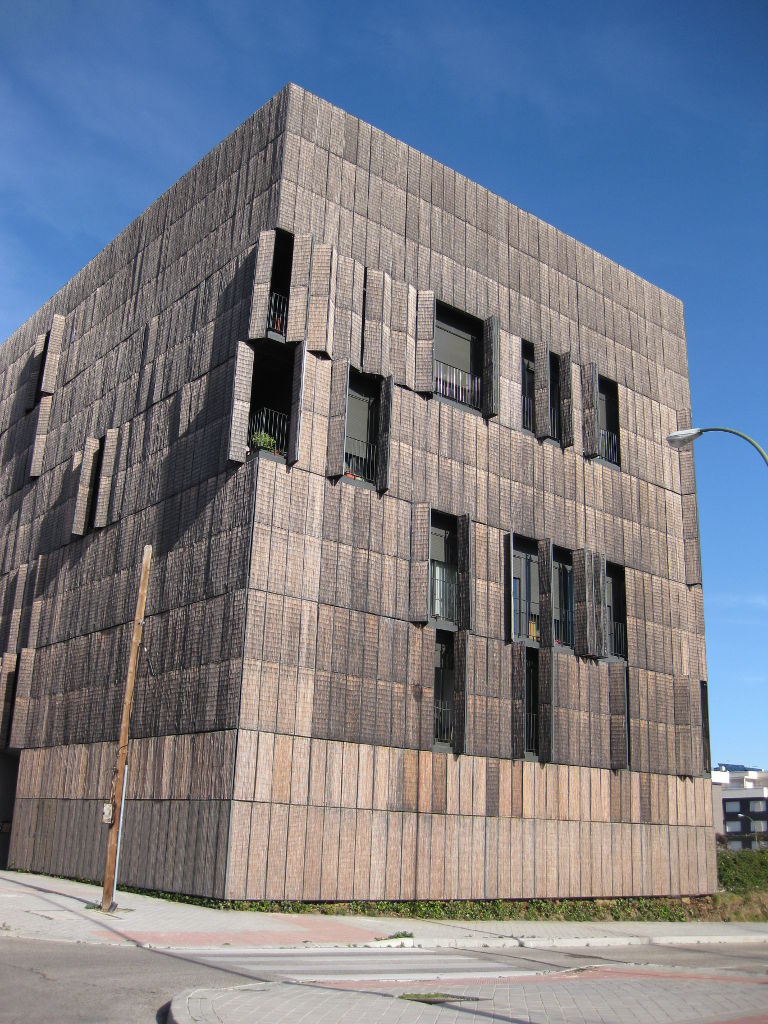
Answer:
1, 936, 767, 1024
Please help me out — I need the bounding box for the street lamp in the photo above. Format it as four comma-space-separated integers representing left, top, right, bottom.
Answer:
666, 427, 768, 468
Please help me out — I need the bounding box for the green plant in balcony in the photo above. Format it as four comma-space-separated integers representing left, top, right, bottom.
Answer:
251, 430, 276, 452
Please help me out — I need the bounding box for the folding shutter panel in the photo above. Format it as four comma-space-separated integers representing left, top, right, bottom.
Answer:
573, 549, 589, 657
362, 269, 391, 377
481, 314, 499, 418
674, 676, 693, 776
286, 234, 313, 344
248, 230, 276, 340
94, 427, 120, 528
457, 513, 474, 632
414, 290, 435, 393
8, 647, 34, 749
537, 648, 553, 763
581, 361, 599, 458
306, 243, 336, 358
534, 344, 552, 440
0, 652, 18, 748
453, 630, 468, 754
409, 503, 430, 622
227, 342, 254, 464
609, 661, 629, 769
594, 553, 608, 658
27, 397, 52, 479
287, 340, 307, 465
71, 438, 100, 537
24, 333, 48, 412
679, 445, 702, 585
376, 375, 394, 492
537, 539, 553, 648
559, 351, 573, 448
349, 259, 366, 371
325, 358, 350, 478
390, 280, 409, 387
504, 533, 513, 642
510, 641, 526, 759
39, 314, 64, 396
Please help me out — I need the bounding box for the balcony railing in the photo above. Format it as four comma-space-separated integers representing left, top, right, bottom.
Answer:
434, 359, 481, 410
515, 602, 540, 642
522, 394, 535, 432
248, 407, 289, 458
608, 618, 627, 659
344, 435, 377, 484
553, 610, 574, 648
434, 698, 454, 744
525, 711, 538, 755
599, 427, 620, 466
431, 561, 458, 623
267, 291, 289, 337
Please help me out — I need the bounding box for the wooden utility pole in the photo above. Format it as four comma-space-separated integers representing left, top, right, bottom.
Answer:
101, 544, 152, 913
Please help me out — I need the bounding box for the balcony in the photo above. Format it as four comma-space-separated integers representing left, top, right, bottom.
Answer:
608, 618, 627, 659
434, 359, 481, 410
553, 609, 574, 648
431, 560, 458, 623
599, 427, 620, 466
515, 602, 540, 642
267, 291, 289, 339
434, 697, 454, 745
344, 436, 377, 484
248, 407, 289, 459
522, 394, 535, 433
525, 711, 538, 755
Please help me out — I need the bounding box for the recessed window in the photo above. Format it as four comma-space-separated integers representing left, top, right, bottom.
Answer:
552, 548, 574, 648
248, 339, 295, 459
513, 537, 539, 642
521, 341, 535, 433
344, 370, 378, 484
598, 376, 620, 466
549, 352, 561, 441
725, 820, 741, 833
430, 512, 458, 625
266, 229, 293, 339
433, 303, 482, 410
524, 647, 539, 756
434, 630, 455, 746
700, 680, 711, 773
606, 563, 627, 659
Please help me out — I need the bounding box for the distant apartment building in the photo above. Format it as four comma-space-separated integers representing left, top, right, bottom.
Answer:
712, 765, 768, 850
0, 85, 714, 897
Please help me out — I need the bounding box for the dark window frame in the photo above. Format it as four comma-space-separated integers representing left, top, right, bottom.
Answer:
513, 536, 540, 643
521, 341, 535, 434
433, 302, 483, 411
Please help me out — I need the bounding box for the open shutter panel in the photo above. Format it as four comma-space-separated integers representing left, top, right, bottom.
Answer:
534, 344, 552, 440
538, 648, 553, 763
582, 361, 599, 457
286, 340, 306, 465
510, 641, 526, 759
39, 314, 64, 396
457, 513, 474, 632
573, 549, 588, 657
8, 647, 34, 749
28, 397, 52, 479
390, 281, 409, 388
453, 631, 468, 754
414, 290, 435, 393
674, 676, 693, 776
594, 553, 608, 658
325, 358, 350, 478
362, 269, 392, 377
481, 314, 499, 418
306, 243, 336, 358
609, 661, 629, 769
286, 234, 313, 344
227, 341, 254, 464
376, 375, 394, 492
247, 230, 276, 340
71, 441, 98, 537
93, 427, 120, 529
409, 503, 430, 623
558, 351, 573, 448
537, 539, 553, 648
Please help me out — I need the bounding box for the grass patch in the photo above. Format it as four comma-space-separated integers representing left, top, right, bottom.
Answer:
400, 993, 480, 1004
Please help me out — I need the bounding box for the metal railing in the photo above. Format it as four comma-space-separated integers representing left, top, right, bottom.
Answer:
248, 407, 289, 458
550, 401, 561, 441
522, 394, 535, 432
434, 359, 482, 410
599, 428, 620, 466
515, 603, 540, 641
431, 561, 458, 623
344, 435, 377, 483
525, 712, 538, 755
553, 610, 574, 648
608, 618, 627, 659
267, 291, 289, 337
434, 698, 454, 744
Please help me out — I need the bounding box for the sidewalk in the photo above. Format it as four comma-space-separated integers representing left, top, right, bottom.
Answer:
2, 869, 768, 1024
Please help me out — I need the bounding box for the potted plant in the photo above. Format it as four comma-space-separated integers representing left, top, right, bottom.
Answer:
250, 430, 276, 453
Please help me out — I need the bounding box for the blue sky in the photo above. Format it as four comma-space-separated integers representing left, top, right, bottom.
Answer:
1, 1, 766, 767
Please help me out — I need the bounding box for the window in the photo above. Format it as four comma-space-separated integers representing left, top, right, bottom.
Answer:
434, 631, 454, 745
700, 680, 711, 773
433, 303, 482, 409
725, 820, 741, 833
344, 370, 378, 484
754, 820, 768, 833
430, 513, 458, 625
724, 800, 741, 813
552, 548, 574, 647
727, 840, 743, 851
524, 647, 539, 755
750, 800, 767, 813
513, 537, 539, 641
266, 229, 293, 338
598, 376, 620, 466
521, 341, 535, 432
248, 338, 295, 459
605, 563, 627, 658
549, 352, 561, 441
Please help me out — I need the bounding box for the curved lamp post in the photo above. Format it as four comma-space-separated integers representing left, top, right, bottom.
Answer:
666, 427, 768, 468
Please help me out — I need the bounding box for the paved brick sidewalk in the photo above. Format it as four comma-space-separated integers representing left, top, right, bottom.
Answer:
170, 968, 768, 1024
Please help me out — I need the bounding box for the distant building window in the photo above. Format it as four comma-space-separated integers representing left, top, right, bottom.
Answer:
521, 341, 535, 432
753, 820, 768, 833
513, 537, 539, 642
433, 303, 482, 410
724, 801, 741, 812
725, 820, 741, 833
552, 548, 574, 648
749, 800, 766, 813
727, 840, 743, 851
598, 376, 620, 466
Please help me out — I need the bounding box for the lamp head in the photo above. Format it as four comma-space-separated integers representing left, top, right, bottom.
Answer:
666, 428, 704, 449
